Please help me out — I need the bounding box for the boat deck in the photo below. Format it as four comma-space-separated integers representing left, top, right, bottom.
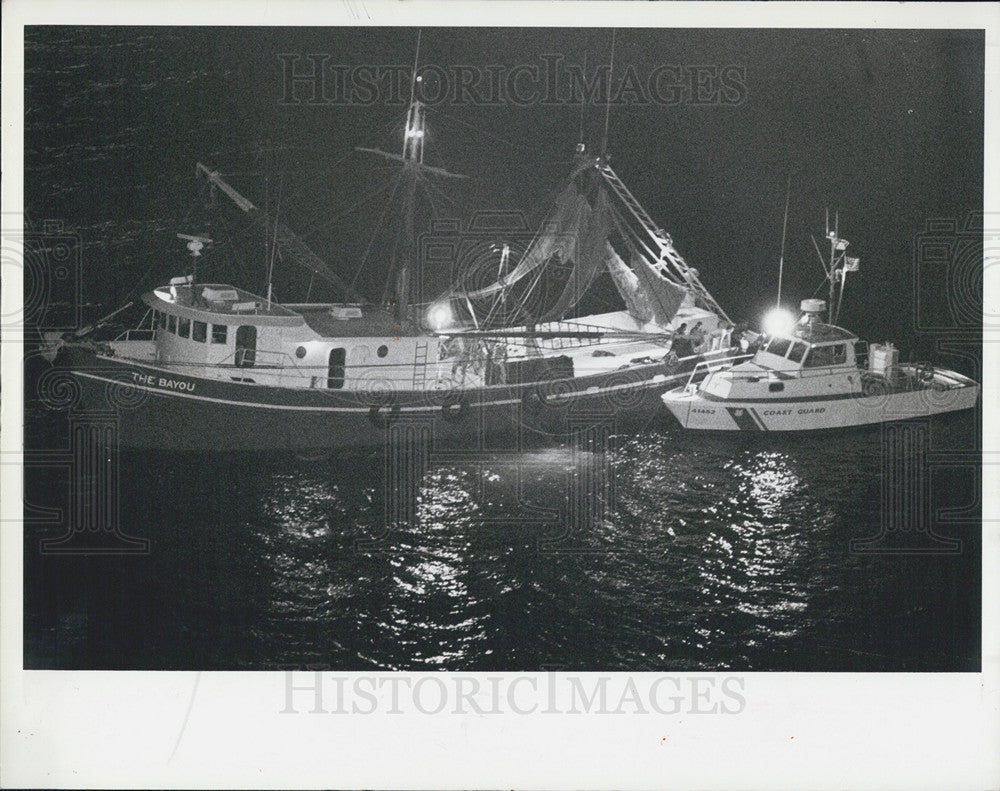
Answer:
297, 305, 421, 338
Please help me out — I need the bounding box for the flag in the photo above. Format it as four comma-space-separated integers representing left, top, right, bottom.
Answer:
844, 256, 860, 271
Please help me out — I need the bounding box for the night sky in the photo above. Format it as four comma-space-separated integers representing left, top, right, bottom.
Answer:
25, 27, 984, 349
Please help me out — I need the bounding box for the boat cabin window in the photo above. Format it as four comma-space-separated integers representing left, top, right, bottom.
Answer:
192, 320, 207, 343
158, 311, 167, 329
327, 348, 346, 389
167, 314, 177, 334
787, 341, 808, 363
765, 337, 792, 358
804, 343, 847, 368
211, 324, 228, 344
178, 317, 191, 339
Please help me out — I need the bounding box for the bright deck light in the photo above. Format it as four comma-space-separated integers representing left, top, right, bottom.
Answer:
427, 302, 454, 331
762, 307, 795, 337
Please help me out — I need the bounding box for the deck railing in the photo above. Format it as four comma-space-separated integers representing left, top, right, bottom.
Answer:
686, 354, 948, 394
113, 328, 156, 342
683, 353, 754, 391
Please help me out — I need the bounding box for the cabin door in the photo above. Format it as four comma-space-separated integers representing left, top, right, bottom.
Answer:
235, 325, 257, 367
327, 348, 346, 389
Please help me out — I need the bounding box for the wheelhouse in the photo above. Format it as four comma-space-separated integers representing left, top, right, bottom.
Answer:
753, 323, 859, 372
143, 283, 305, 369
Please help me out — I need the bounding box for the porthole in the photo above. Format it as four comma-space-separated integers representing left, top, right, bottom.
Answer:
295, 346, 307, 359
377, 344, 389, 358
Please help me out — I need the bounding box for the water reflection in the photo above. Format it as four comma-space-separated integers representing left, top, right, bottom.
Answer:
136, 424, 897, 669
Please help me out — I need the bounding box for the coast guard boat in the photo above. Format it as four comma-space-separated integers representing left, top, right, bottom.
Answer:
661, 299, 979, 432
662, 211, 979, 431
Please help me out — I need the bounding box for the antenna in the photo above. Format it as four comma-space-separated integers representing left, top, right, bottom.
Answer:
601, 29, 616, 158
409, 30, 422, 104
266, 176, 283, 308
776, 175, 791, 308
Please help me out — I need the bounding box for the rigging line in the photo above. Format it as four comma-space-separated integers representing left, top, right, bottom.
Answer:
424, 106, 561, 158
810, 234, 829, 276
579, 51, 588, 144
519, 238, 555, 323
601, 29, 616, 157
350, 170, 405, 292
442, 160, 590, 305
421, 172, 464, 212
421, 172, 443, 222
479, 267, 516, 327
420, 136, 462, 186
296, 180, 392, 241
239, 109, 413, 239
479, 275, 508, 328
265, 174, 284, 304
383, 213, 405, 305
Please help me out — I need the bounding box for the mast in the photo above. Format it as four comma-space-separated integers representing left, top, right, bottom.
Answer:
354, 31, 466, 323
777, 175, 790, 308
600, 30, 616, 159
390, 36, 423, 322
829, 211, 838, 323
820, 208, 857, 326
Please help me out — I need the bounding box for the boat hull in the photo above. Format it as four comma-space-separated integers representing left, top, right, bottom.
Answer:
661, 377, 979, 431
43, 345, 717, 451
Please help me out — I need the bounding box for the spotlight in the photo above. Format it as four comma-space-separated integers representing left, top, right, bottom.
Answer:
762, 307, 795, 337
427, 302, 454, 331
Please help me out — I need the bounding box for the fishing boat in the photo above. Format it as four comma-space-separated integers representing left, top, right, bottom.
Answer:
40, 77, 736, 451
661, 219, 980, 431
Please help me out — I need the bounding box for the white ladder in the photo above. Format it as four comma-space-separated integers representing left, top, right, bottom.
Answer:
412, 340, 429, 390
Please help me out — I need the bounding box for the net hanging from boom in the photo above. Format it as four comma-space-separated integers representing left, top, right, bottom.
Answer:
450, 153, 729, 329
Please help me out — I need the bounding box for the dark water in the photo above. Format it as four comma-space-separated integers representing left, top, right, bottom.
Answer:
23, 401, 981, 671
22, 28, 983, 671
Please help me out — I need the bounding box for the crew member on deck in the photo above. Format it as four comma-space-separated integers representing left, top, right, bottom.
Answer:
689, 322, 706, 354
709, 321, 733, 351
671, 324, 694, 358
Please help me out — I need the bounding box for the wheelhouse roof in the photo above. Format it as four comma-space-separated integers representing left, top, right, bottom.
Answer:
767, 322, 857, 345
143, 283, 304, 326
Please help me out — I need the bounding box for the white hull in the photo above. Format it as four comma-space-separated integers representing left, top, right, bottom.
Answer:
663, 375, 979, 431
